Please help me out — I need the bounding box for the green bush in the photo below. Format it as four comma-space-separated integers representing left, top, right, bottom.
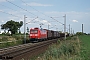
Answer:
66, 36, 71, 40
44, 43, 78, 60
30, 36, 82, 60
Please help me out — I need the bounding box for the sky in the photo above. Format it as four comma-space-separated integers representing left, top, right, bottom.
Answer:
0, 0, 90, 34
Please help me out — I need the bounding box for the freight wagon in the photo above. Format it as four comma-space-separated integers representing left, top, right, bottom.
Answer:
29, 28, 66, 42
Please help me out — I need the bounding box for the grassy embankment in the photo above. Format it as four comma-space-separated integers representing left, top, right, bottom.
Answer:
30, 36, 81, 60
30, 35, 90, 60
0, 35, 29, 48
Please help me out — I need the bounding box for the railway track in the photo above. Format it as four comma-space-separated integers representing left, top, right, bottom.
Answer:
0, 39, 58, 60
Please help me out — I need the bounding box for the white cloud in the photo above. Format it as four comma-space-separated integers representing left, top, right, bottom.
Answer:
38, 19, 51, 25
26, 18, 51, 26
45, 11, 90, 23
1, 20, 4, 23
0, 10, 2, 11
72, 20, 78, 23
41, 20, 51, 25
23, 2, 53, 7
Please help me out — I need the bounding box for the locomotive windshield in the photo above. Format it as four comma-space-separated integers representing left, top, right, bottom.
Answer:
30, 30, 38, 33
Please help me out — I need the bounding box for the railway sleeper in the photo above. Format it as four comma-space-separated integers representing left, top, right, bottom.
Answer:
1, 56, 13, 59
0, 39, 57, 59
4, 41, 53, 59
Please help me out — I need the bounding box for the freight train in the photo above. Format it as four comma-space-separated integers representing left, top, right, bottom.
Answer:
29, 27, 68, 42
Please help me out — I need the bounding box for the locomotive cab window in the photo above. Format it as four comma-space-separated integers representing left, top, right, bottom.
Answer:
30, 30, 38, 33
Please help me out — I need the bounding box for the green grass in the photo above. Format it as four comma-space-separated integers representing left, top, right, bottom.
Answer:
30, 35, 90, 60
0, 35, 29, 48
0, 40, 23, 48
79, 35, 90, 60
30, 36, 81, 60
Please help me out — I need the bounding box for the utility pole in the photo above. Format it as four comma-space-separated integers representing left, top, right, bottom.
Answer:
63, 14, 66, 40
73, 30, 74, 35
67, 29, 68, 33
69, 24, 70, 34
24, 16, 38, 44
24, 15, 26, 44
48, 24, 49, 30
71, 28, 72, 35
82, 24, 83, 33
39, 23, 44, 29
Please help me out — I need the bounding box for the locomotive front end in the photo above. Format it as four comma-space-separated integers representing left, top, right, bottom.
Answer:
29, 28, 40, 42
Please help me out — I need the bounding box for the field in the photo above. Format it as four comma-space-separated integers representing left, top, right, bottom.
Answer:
79, 35, 90, 60
0, 35, 90, 60
30, 35, 90, 60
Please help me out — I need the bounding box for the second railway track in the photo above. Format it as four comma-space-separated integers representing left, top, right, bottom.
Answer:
0, 39, 58, 60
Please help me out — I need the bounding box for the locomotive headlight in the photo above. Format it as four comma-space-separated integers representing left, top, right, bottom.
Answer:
30, 34, 32, 36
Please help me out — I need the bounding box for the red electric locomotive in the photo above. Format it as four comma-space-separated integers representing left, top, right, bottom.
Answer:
29, 28, 47, 42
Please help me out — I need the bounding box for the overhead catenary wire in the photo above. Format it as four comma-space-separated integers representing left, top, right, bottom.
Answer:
0, 10, 22, 19
0, 4, 22, 19
5, 0, 63, 26
20, 0, 64, 25
0, 2, 38, 23
5, 0, 36, 17
4, 0, 65, 31
26, 16, 38, 24
0, 4, 49, 27
20, 0, 54, 26
0, 1, 22, 19
0, 4, 17, 12
50, 17, 64, 25
5, 0, 50, 24
20, 0, 53, 24
20, 0, 50, 18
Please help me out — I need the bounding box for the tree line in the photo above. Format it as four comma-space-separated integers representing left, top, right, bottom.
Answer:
1, 20, 23, 35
